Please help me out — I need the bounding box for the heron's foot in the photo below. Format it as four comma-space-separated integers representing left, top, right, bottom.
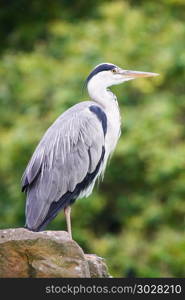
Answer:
68, 231, 72, 240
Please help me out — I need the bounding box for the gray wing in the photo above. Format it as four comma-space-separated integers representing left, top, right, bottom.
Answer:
22, 102, 105, 230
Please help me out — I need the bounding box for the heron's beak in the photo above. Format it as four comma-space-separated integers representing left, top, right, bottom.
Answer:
119, 70, 159, 78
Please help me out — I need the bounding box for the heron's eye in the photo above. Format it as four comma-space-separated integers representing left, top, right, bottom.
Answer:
112, 69, 117, 74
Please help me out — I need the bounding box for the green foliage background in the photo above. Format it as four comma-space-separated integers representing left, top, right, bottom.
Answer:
0, 0, 185, 277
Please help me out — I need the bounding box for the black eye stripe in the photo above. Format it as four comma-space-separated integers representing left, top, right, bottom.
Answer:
85, 64, 116, 84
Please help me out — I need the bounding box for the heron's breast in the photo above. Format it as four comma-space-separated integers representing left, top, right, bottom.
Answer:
105, 104, 121, 155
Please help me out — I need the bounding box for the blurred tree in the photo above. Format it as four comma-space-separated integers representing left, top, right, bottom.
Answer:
0, 0, 107, 52
0, 0, 184, 277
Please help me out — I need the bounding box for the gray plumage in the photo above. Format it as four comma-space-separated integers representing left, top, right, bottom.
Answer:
22, 101, 105, 230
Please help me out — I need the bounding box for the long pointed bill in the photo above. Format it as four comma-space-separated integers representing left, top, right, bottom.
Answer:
119, 70, 159, 78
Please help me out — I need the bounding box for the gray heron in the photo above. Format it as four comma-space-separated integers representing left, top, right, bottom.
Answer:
22, 63, 158, 239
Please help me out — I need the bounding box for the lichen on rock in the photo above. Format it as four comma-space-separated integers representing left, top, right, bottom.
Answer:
0, 228, 111, 278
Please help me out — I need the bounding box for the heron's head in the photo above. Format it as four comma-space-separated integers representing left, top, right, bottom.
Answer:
86, 63, 159, 90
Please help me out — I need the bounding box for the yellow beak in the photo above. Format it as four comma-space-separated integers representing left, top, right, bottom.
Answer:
119, 70, 159, 78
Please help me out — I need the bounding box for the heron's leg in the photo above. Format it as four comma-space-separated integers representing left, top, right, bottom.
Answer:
64, 206, 72, 239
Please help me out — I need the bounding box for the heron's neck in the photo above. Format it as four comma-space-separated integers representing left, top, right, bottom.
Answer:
87, 82, 117, 109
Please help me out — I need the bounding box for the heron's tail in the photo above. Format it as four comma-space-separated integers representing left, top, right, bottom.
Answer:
25, 191, 77, 232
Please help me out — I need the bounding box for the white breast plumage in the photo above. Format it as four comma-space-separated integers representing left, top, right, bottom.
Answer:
105, 96, 121, 156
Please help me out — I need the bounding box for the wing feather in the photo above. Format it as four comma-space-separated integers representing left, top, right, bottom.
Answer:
22, 102, 106, 230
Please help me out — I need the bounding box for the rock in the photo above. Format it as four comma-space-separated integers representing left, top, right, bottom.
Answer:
85, 254, 110, 278
0, 228, 111, 278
